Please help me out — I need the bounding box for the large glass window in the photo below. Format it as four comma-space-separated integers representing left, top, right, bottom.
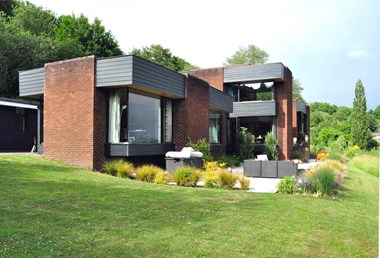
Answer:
209, 112, 221, 144
108, 89, 172, 144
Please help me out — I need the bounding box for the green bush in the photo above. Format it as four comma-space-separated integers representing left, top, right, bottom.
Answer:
291, 150, 301, 160
345, 145, 360, 158
265, 131, 278, 160
135, 165, 163, 182
154, 171, 171, 184
187, 138, 212, 162
237, 127, 254, 160
172, 166, 201, 187
325, 152, 346, 163
277, 176, 298, 194
116, 161, 134, 178
102, 159, 122, 176
328, 135, 347, 152
215, 155, 241, 167
239, 176, 251, 190
218, 169, 239, 189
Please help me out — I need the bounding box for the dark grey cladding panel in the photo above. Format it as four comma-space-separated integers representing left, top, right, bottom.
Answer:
19, 68, 44, 97
209, 87, 233, 113
296, 100, 307, 114
96, 55, 185, 98
224, 63, 285, 83
230, 101, 276, 118
106, 143, 175, 156
96, 55, 133, 87
132, 56, 185, 98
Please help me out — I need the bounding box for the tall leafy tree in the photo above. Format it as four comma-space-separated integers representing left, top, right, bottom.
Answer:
55, 14, 122, 57
373, 105, 380, 120
292, 78, 304, 100
0, 1, 122, 97
350, 79, 371, 149
225, 44, 269, 65
130, 44, 198, 72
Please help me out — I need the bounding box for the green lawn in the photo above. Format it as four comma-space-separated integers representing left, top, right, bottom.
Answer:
0, 155, 378, 257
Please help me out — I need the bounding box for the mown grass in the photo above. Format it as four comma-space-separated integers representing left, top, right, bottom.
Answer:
0, 154, 378, 257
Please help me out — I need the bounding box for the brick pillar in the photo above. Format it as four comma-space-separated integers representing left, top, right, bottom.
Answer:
173, 75, 210, 150
275, 67, 293, 160
190, 67, 224, 92
44, 56, 105, 170
292, 100, 298, 137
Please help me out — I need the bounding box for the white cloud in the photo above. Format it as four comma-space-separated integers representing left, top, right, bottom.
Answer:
346, 50, 369, 58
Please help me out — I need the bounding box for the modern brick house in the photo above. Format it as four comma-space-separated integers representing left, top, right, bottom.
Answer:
19, 55, 309, 170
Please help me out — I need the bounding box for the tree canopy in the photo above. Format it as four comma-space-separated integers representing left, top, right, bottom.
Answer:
309, 80, 378, 153
292, 78, 304, 100
225, 44, 269, 65
0, 0, 122, 97
130, 44, 198, 73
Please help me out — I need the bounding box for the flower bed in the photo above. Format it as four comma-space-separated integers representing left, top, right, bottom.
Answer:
277, 160, 346, 198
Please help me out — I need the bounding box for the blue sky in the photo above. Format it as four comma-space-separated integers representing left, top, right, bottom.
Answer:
31, 0, 380, 110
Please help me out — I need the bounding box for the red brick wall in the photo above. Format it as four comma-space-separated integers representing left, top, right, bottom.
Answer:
190, 68, 224, 92
275, 67, 293, 160
173, 75, 210, 151
44, 56, 105, 170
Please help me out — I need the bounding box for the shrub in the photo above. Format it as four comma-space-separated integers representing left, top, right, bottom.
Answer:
277, 176, 298, 194
135, 165, 163, 182
172, 166, 201, 187
265, 131, 278, 160
218, 169, 239, 189
292, 150, 301, 160
239, 176, 251, 190
325, 152, 346, 163
154, 171, 171, 184
187, 138, 212, 162
102, 159, 122, 176
345, 145, 360, 158
203, 161, 220, 187
237, 127, 254, 160
215, 155, 241, 167
116, 161, 134, 178
328, 135, 347, 152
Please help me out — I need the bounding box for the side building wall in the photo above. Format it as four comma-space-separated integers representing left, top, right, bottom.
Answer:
173, 75, 210, 150
44, 56, 106, 170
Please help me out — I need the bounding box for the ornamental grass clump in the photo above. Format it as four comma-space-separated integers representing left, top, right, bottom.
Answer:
218, 169, 239, 189
135, 165, 163, 182
172, 166, 201, 187
102, 159, 123, 176
154, 171, 171, 184
239, 176, 251, 190
116, 161, 134, 178
299, 161, 345, 197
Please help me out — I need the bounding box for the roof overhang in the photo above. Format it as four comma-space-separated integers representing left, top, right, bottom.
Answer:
224, 63, 285, 84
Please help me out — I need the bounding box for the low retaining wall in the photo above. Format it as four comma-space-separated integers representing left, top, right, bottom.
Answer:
243, 160, 298, 178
